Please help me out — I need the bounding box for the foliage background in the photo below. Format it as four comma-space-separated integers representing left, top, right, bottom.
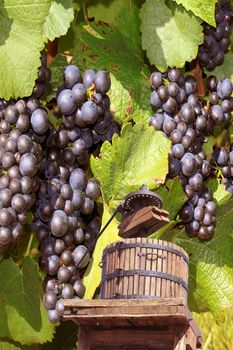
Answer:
0, 0, 233, 349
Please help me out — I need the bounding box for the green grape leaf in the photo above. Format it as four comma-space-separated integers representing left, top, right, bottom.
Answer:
46, 54, 68, 102
44, 0, 74, 41
172, 0, 217, 26
0, 0, 51, 100
206, 178, 231, 206
91, 123, 171, 210
156, 178, 186, 220
175, 183, 233, 318
204, 51, 233, 79
87, 0, 127, 24
72, 4, 152, 124
140, 0, 203, 72
0, 257, 55, 345
202, 136, 216, 160
83, 204, 120, 299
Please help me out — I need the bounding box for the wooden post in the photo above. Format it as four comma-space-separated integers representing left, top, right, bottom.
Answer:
63, 298, 202, 350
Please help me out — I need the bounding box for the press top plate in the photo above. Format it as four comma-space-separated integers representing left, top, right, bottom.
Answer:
122, 185, 163, 213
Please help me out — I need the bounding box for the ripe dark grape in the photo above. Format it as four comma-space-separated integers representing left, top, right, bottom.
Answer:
180, 103, 195, 124
83, 69, 95, 88
72, 83, 87, 105
179, 203, 194, 222
150, 72, 163, 88
31, 108, 49, 134
57, 89, 76, 115
80, 101, 98, 125
198, 1, 233, 70
94, 71, 111, 94
50, 210, 69, 237
19, 153, 38, 177
64, 65, 81, 88
73, 245, 90, 268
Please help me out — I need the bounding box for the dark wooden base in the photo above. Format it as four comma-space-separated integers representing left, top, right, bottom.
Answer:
63, 298, 201, 350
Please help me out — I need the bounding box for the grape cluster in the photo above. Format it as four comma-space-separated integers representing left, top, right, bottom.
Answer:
0, 101, 50, 246
32, 64, 121, 323
149, 69, 233, 240
207, 76, 233, 124
57, 65, 120, 149
0, 56, 52, 246
211, 146, 233, 195
34, 149, 101, 323
198, 0, 233, 71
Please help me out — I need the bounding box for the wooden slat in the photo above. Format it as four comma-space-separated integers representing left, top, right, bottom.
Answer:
64, 297, 185, 309
128, 239, 134, 296
145, 240, 151, 297
156, 241, 161, 298
161, 240, 167, 299
133, 238, 141, 297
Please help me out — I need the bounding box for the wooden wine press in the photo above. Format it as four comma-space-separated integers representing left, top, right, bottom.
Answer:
63, 185, 202, 350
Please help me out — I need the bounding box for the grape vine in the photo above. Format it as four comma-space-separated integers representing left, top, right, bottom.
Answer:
0, 0, 233, 349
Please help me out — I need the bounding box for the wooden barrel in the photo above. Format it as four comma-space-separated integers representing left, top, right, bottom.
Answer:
100, 238, 189, 301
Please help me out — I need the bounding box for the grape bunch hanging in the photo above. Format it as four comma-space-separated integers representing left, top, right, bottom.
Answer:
198, 0, 233, 70
149, 69, 233, 240
0, 58, 120, 323
35, 65, 120, 323
0, 56, 51, 246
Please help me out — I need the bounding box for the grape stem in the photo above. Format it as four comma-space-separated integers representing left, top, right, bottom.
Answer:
25, 233, 34, 257
82, 4, 89, 25
47, 39, 58, 65
192, 59, 205, 96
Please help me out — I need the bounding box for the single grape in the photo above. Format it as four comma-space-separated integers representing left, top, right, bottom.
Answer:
57, 89, 76, 115
48, 309, 60, 323
73, 245, 90, 269
61, 283, 74, 299
179, 202, 194, 223
94, 70, 111, 94
19, 153, 38, 177
85, 179, 100, 200
80, 101, 98, 125
181, 153, 197, 177
31, 108, 49, 134
180, 103, 195, 124
151, 91, 162, 108
210, 105, 224, 124
194, 207, 205, 221
44, 291, 58, 310
64, 65, 81, 88
83, 70, 95, 88
56, 299, 64, 316
73, 280, 86, 298
51, 210, 69, 237
69, 168, 86, 190
72, 83, 87, 105
150, 72, 162, 88
57, 266, 71, 283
